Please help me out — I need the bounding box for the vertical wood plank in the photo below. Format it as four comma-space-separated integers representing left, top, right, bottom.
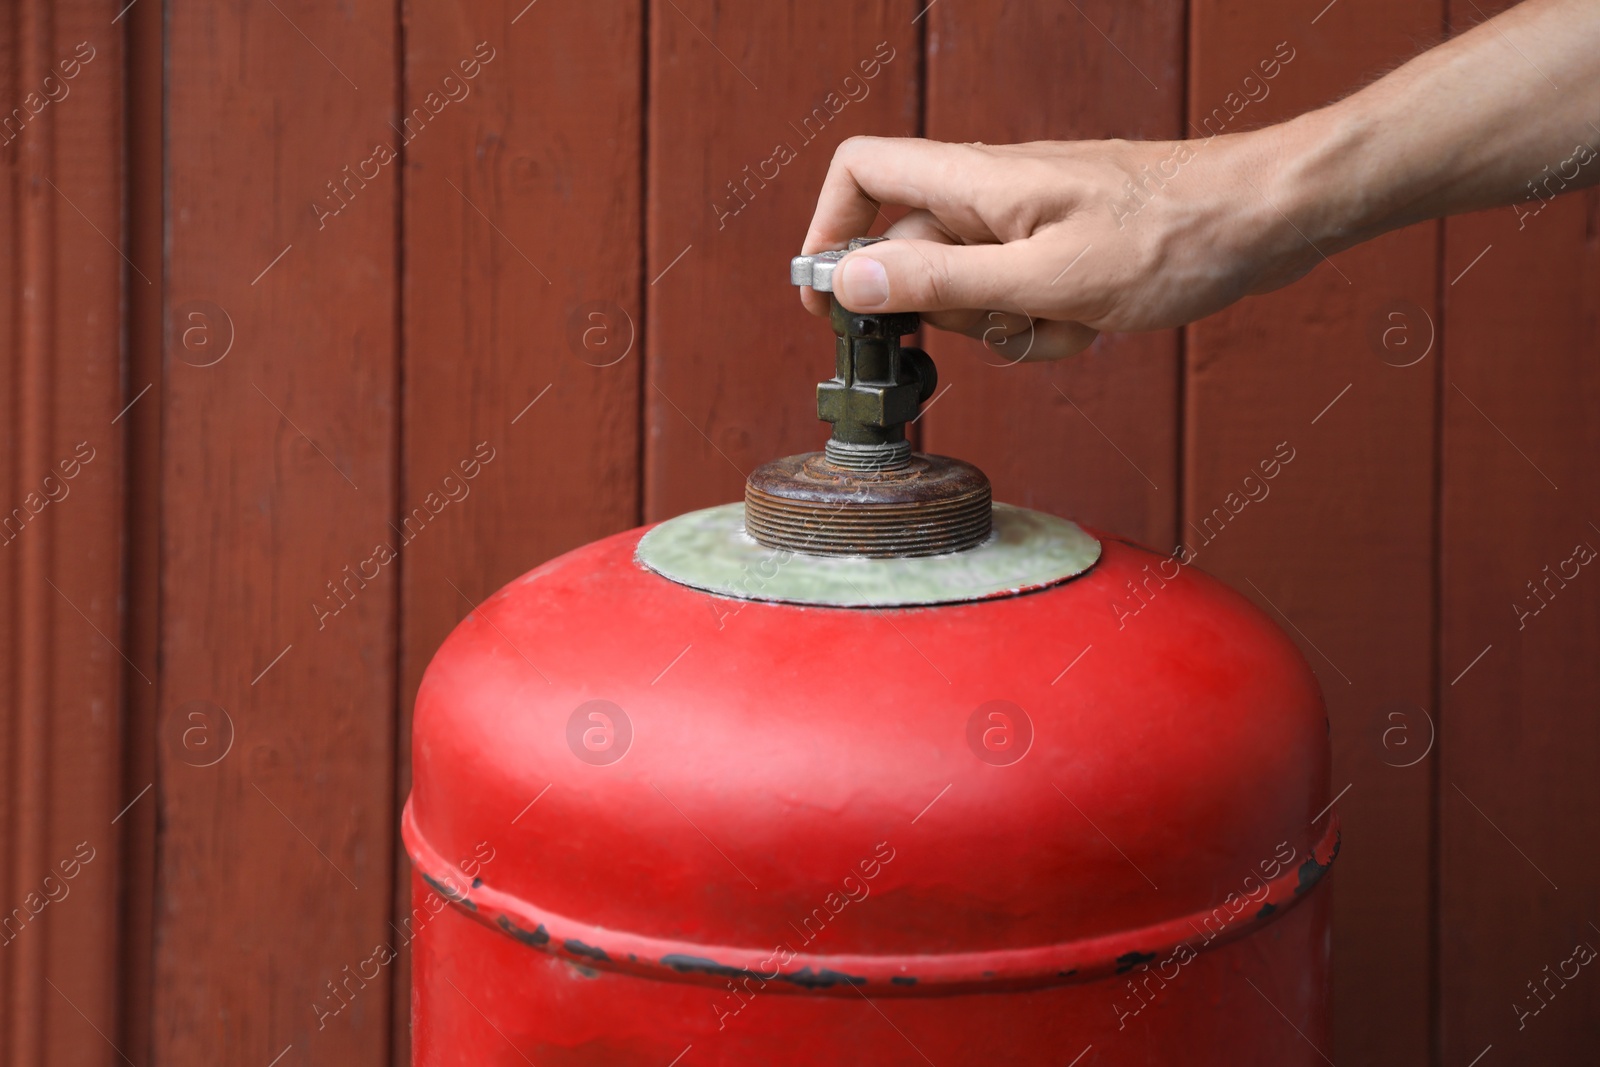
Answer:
117, 0, 164, 1061
395, 2, 644, 1062
646, 0, 920, 521
922, 0, 1184, 547
1, 3, 129, 1064
1185, 3, 1442, 1064
1438, 6, 1600, 1060
158, 1, 399, 1062
0, 10, 23, 1057
1439, 196, 1600, 1066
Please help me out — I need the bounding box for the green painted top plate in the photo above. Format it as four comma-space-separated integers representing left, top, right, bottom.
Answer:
635, 502, 1101, 608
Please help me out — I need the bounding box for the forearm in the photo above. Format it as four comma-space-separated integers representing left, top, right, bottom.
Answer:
798, 0, 1600, 351
1272, 0, 1600, 254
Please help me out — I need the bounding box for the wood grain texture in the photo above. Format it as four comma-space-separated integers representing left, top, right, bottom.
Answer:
0, 11, 26, 1057
1184, 3, 1442, 1064
1438, 196, 1600, 1066
645, 0, 921, 521
1, 3, 129, 1064
394, 2, 645, 1062
1437, 6, 1600, 1059
158, 1, 399, 1062
921, 0, 1184, 548
117, 0, 164, 1061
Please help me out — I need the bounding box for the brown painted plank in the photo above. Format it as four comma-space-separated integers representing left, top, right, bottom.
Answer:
921, 0, 1184, 548
1, 4, 130, 1064
157, 2, 399, 1063
1184, 3, 1442, 1065
394, 3, 645, 1062
118, 0, 164, 1061
645, 1, 921, 521
1437, 5, 1600, 1056
0, 10, 21, 1056
1439, 199, 1600, 1063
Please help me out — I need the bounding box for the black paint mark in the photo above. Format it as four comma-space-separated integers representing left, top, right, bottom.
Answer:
564, 939, 610, 962
496, 915, 550, 947
422, 872, 475, 910
777, 967, 867, 989
661, 954, 749, 979
1295, 835, 1341, 894
1115, 950, 1157, 974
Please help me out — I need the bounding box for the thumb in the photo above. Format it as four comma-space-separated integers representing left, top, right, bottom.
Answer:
832, 238, 1051, 316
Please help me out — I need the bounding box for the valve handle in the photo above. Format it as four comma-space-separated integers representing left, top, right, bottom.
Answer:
789, 234, 886, 292
790, 237, 936, 471
789, 248, 848, 292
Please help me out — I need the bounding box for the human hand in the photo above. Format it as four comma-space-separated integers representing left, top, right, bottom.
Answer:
798, 133, 1315, 362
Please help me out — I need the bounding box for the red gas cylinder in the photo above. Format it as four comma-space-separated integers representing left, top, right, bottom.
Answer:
404, 240, 1338, 1065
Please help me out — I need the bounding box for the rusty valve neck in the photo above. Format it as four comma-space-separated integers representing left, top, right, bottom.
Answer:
739, 237, 993, 559
789, 237, 937, 473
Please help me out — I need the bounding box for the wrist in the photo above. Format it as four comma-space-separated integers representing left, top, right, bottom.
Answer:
1187, 123, 1341, 294
1191, 105, 1386, 293
1264, 102, 1398, 257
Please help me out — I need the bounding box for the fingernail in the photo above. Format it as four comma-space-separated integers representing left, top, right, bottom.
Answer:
841, 256, 889, 307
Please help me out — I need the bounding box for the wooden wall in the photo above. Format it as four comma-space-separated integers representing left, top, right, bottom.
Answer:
2, 1, 1595, 1064
1, 3, 126, 1064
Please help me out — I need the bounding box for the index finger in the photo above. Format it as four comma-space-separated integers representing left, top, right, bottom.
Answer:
799, 137, 991, 316
802, 137, 987, 255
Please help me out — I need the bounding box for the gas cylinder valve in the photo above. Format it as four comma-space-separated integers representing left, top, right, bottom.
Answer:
790, 237, 937, 473
739, 237, 992, 559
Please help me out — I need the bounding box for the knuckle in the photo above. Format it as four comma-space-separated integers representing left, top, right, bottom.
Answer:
835, 135, 880, 165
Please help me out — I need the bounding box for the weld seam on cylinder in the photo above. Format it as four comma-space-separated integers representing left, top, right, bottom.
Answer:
404, 799, 1340, 997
